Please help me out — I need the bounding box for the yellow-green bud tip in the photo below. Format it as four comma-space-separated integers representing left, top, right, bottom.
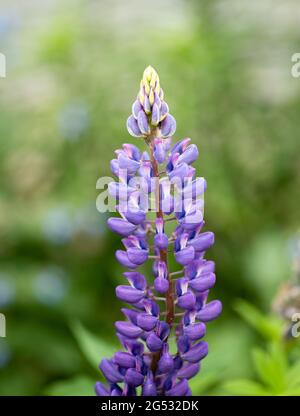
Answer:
141, 66, 160, 96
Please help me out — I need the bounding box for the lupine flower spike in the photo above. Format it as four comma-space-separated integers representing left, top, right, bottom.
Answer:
96, 66, 222, 396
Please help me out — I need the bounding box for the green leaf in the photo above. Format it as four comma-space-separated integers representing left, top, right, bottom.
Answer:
45, 376, 95, 396
280, 386, 300, 396
202, 319, 254, 378
223, 379, 271, 396
234, 300, 282, 342
189, 371, 220, 395
269, 342, 287, 374
71, 321, 116, 369
252, 344, 286, 393
286, 361, 300, 388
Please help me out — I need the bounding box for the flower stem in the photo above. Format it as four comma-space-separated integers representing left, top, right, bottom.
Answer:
148, 135, 175, 376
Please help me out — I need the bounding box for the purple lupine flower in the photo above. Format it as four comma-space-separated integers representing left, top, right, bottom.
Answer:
96, 66, 221, 396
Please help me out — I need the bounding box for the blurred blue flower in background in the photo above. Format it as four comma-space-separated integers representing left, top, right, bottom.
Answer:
0, 341, 12, 369
32, 266, 68, 306
74, 204, 107, 237
288, 235, 300, 254
42, 206, 74, 245
0, 9, 20, 38
0, 274, 16, 308
42, 204, 107, 245
58, 101, 90, 141
288, 233, 300, 277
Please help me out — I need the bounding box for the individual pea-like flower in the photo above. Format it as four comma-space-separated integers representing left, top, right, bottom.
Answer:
96, 66, 222, 396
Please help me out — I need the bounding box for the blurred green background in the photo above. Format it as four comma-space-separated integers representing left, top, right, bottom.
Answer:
0, 0, 300, 395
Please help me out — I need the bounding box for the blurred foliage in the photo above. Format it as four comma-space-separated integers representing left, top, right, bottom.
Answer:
0, 0, 300, 395
45, 376, 95, 396
46, 321, 115, 396
223, 302, 300, 396
71, 321, 116, 369
234, 299, 283, 342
